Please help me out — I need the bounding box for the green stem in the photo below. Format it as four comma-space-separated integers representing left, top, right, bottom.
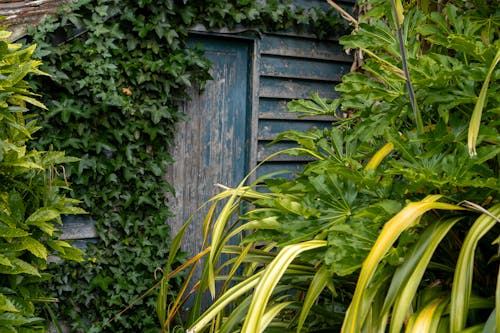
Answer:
391, 0, 423, 134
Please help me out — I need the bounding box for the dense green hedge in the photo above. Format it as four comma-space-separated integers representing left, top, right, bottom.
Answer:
27, 0, 348, 331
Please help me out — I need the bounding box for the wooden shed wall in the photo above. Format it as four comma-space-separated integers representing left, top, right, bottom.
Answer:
255, 33, 351, 178
0, 0, 67, 40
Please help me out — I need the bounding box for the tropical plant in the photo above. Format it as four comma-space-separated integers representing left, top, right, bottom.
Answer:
157, 0, 499, 332
0, 26, 85, 332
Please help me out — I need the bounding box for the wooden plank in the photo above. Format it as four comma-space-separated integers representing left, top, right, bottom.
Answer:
259, 112, 336, 121
248, 35, 261, 181
59, 216, 97, 240
258, 118, 334, 140
257, 141, 316, 162
167, 37, 251, 259
256, 161, 307, 179
259, 97, 289, 113
259, 77, 339, 100
260, 55, 350, 81
259, 98, 338, 121
260, 35, 352, 62
258, 98, 338, 120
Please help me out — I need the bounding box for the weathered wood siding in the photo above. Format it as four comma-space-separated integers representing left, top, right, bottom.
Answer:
167, 37, 252, 256
167, 31, 353, 258
255, 33, 352, 178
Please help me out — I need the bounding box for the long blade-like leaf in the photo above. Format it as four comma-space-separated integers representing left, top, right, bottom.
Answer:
387, 218, 461, 333
259, 302, 294, 333
365, 142, 394, 171
297, 265, 331, 333
342, 195, 463, 333
188, 273, 262, 332
241, 240, 327, 333
405, 297, 449, 333
450, 204, 500, 332
468, 48, 500, 156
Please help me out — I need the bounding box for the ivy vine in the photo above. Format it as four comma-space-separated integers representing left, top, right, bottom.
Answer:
27, 0, 347, 331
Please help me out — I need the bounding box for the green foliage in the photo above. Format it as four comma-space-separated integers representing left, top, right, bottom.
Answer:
25, 0, 346, 332
0, 27, 84, 332
159, 0, 500, 332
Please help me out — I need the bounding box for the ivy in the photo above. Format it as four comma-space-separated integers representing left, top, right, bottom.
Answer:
26, 0, 347, 331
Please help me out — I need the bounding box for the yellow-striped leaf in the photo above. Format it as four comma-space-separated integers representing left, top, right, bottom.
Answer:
342, 195, 463, 333
468, 48, 500, 156
450, 204, 500, 332
241, 240, 327, 333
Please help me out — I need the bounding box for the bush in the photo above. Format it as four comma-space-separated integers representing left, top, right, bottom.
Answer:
0, 27, 84, 332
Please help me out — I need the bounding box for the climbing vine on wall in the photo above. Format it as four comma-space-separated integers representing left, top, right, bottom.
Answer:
27, 0, 347, 331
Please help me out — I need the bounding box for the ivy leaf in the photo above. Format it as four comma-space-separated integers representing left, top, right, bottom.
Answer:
89, 274, 114, 292
166, 29, 179, 46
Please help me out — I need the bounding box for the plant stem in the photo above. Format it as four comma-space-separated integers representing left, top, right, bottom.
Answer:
391, 0, 424, 134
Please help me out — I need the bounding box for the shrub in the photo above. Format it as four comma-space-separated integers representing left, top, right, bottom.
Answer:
0, 27, 84, 332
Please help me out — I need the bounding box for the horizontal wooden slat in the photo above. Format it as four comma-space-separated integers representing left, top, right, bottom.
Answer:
259, 98, 289, 113
257, 141, 316, 162
258, 118, 333, 140
260, 35, 352, 62
259, 112, 336, 121
259, 77, 339, 99
260, 55, 350, 81
59, 216, 97, 240
256, 161, 307, 179
259, 98, 338, 119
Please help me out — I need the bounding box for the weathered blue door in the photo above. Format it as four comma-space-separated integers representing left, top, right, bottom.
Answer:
168, 36, 251, 256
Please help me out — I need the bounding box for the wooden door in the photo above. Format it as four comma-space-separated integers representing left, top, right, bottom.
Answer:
168, 36, 251, 256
